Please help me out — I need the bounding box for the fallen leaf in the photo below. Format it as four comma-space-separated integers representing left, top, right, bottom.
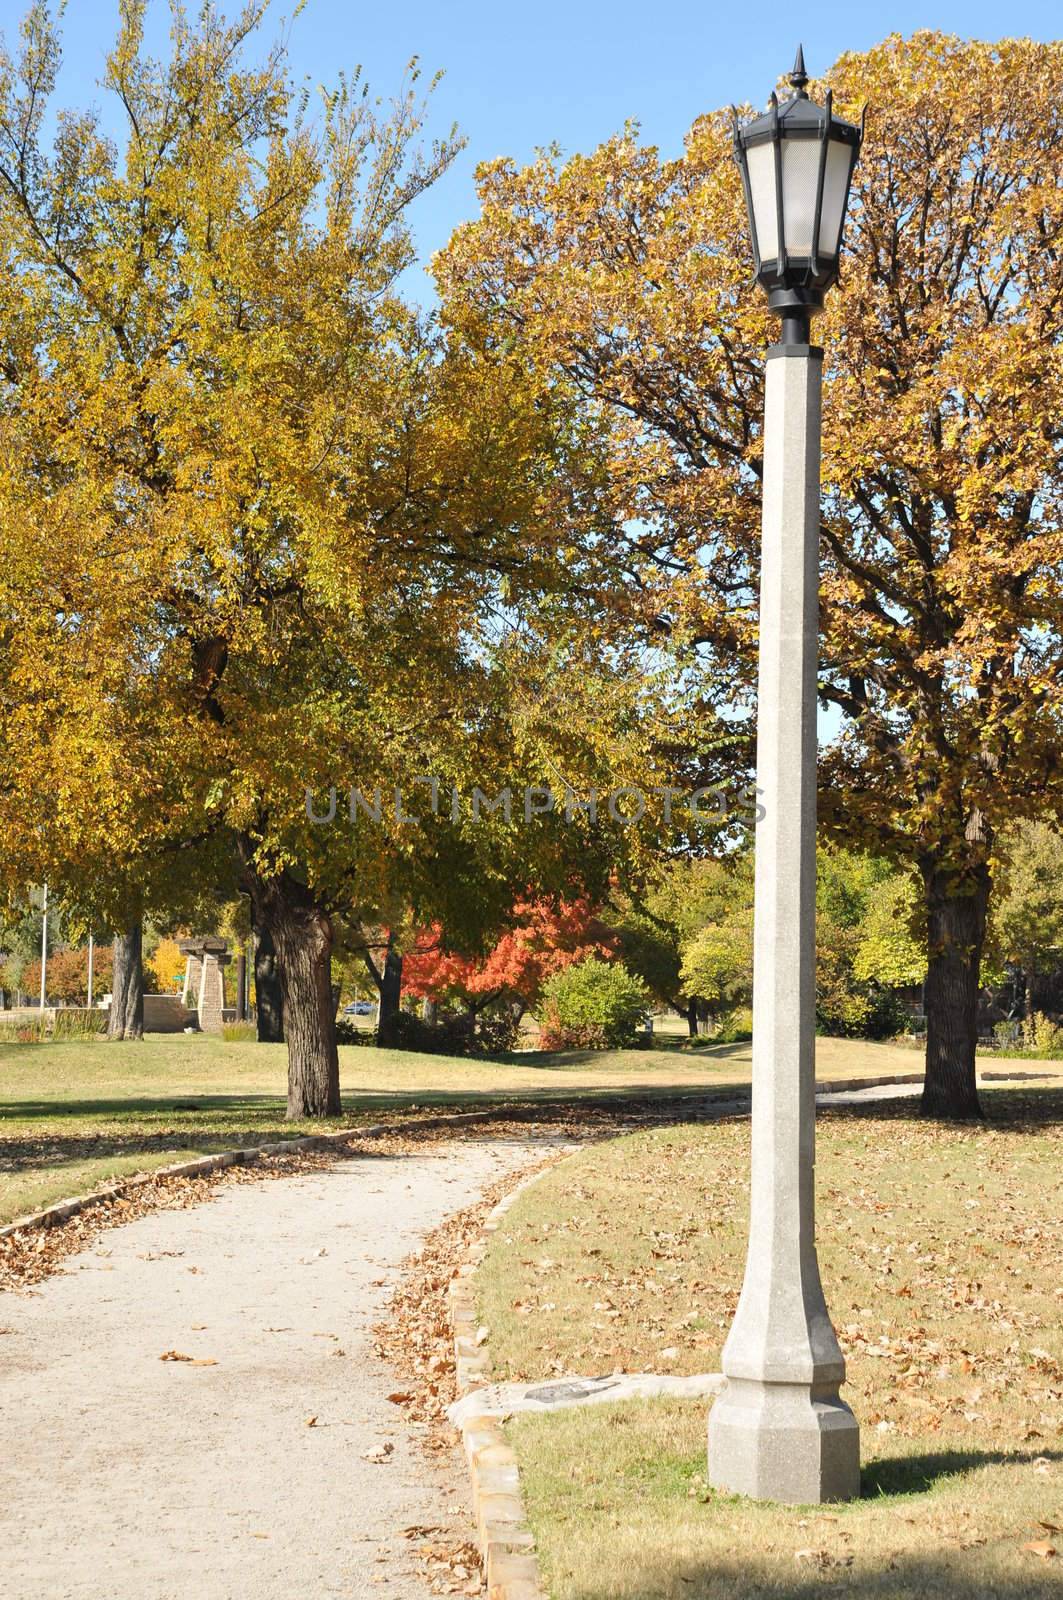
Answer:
305, 1415, 318, 1428
1022, 1541, 1057, 1560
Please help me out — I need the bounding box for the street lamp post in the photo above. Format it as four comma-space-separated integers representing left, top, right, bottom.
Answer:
707, 49, 863, 1505
39, 884, 49, 1012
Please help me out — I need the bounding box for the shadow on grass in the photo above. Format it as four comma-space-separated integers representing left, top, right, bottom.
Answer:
498, 1041, 751, 1069
820, 1084, 1063, 1130
863, 1446, 1063, 1497
615, 1554, 1063, 1600
0, 1088, 737, 1175
6, 1081, 1059, 1181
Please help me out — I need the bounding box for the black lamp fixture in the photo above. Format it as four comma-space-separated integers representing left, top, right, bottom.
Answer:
732, 47, 863, 345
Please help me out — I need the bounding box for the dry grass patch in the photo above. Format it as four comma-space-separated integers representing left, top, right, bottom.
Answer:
476, 1089, 1063, 1597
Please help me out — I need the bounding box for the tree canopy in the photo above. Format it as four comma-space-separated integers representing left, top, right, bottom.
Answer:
436, 31, 1063, 1117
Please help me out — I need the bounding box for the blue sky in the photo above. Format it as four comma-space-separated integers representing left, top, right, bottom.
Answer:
10, 0, 1063, 297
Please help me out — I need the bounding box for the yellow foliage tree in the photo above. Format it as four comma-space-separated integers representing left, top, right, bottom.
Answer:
0, 4, 675, 1110
150, 938, 187, 995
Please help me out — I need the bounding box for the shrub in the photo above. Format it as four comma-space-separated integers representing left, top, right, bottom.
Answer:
993, 1018, 1022, 1051
539, 958, 649, 1051
0, 1015, 48, 1043
335, 1017, 377, 1045
862, 988, 915, 1041
1022, 1011, 1063, 1057
389, 1008, 520, 1058
221, 1020, 257, 1043
712, 1006, 754, 1044
471, 1010, 522, 1058
52, 1007, 104, 1040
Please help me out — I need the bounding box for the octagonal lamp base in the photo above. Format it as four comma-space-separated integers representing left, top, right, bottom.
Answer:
708, 1377, 860, 1505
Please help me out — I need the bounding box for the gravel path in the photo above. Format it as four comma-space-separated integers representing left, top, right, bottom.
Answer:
0, 1134, 545, 1600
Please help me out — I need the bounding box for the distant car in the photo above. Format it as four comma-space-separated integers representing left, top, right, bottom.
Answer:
343, 1000, 374, 1016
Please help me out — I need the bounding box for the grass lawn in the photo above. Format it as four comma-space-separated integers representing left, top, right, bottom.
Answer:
2, 1030, 1058, 1226
475, 1089, 1063, 1599
0, 1030, 959, 1225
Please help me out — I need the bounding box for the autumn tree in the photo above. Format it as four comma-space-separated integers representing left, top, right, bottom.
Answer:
403, 894, 617, 1021
816, 847, 920, 1036
437, 32, 1063, 1118
0, 3, 666, 1112
853, 875, 926, 992
613, 855, 754, 1034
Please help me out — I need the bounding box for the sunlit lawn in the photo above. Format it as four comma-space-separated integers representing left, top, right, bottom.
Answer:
475, 1091, 1063, 1599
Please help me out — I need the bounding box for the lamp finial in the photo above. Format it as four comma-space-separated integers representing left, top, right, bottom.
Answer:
790, 44, 809, 96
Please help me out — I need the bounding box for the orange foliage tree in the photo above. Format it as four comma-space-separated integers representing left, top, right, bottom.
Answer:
437, 33, 1063, 1118
403, 897, 617, 1018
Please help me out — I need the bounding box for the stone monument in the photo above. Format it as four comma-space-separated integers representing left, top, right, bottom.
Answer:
178, 937, 230, 1035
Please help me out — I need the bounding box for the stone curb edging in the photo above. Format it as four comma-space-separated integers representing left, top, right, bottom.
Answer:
448, 1172, 560, 1600
438, 1070, 958, 1599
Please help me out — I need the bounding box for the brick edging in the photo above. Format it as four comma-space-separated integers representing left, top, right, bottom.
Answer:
448, 1174, 553, 1600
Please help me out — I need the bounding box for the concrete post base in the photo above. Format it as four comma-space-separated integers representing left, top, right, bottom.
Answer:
708, 1379, 860, 1504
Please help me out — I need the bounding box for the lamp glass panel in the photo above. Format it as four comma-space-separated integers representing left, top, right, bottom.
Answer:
817, 137, 855, 258
745, 140, 778, 262
779, 136, 823, 256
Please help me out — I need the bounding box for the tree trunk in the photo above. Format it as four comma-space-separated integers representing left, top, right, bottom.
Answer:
421, 998, 438, 1025
249, 871, 339, 1118
235, 950, 247, 1021
377, 941, 403, 1048
684, 1000, 698, 1039
108, 922, 144, 1040
921, 864, 989, 1119
253, 919, 285, 1043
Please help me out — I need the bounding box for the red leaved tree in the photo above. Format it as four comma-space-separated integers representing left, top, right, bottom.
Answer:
404, 897, 618, 1018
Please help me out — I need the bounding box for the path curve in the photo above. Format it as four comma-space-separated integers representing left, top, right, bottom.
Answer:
0, 1134, 547, 1600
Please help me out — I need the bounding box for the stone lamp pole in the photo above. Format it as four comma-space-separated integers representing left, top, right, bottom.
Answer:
707, 48, 864, 1505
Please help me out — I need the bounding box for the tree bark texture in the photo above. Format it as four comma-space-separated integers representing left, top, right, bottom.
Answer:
235, 950, 247, 1021
252, 918, 285, 1043
108, 922, 144, 1040
376, 941, 404, 1049
921, 864, 989, 1120
249, 872, 339, 1118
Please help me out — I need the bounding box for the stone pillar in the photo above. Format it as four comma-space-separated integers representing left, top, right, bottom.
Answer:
707, 342, 859, 1504
181, 954, 202, 1009
197, 954, 227, 1034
